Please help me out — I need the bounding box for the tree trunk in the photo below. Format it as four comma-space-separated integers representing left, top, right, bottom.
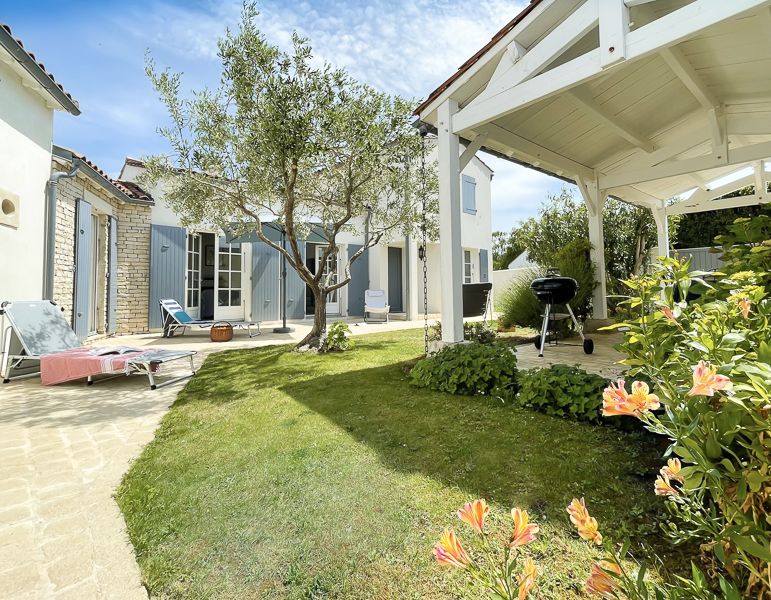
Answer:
297, 285, 327, 349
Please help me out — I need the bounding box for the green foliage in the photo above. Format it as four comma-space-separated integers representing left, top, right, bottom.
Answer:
427, 320, 498, 344
552, 238, 596, 320
410, 342, 517, 398
141, 2, 437, 346
493, 228, 527, 270
497, 270, 543, 330
323, 321, 351, 351
515, 365, 607, 423
674, 186, 760, 249
713, 203, 771, 291
610, 254, 771, 597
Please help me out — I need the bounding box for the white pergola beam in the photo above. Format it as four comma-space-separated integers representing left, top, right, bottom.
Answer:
453, 0, 769, 134
666, 193, 768, 215
601, 140, 771, 188
567, 88, 654, 151
599, 0, 629, 67
624, 0, 658, 6
484, 123, 595, 181
484, 0, 599, 95
754, 160, 767, 197
459, 132, 488, 171
659, 46, 719, 109
576, 176, 609, 319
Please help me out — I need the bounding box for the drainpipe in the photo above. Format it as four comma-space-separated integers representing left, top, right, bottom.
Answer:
43, 163, 80, 299
364, 205, 373, 289
404, 235, 411, 321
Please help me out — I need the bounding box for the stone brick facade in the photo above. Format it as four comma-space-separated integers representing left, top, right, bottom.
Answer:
51, 161, 151, 336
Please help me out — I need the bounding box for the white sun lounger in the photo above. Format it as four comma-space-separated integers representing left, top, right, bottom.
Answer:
364, 289, 390, 323
159, 299, 261, 338
0, 300, 196, 390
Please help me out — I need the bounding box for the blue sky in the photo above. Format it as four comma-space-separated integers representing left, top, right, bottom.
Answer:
6, 0, 572, 231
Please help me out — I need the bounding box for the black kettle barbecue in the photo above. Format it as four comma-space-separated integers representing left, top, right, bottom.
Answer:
529, 268, 594, 357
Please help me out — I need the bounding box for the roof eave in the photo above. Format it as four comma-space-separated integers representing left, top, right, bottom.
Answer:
0, 26, 80, 116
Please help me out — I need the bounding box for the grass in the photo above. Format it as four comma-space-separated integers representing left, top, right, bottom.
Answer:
117, 328, 689, 599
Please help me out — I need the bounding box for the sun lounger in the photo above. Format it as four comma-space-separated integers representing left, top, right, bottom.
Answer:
1, 300, 196, 389
159, 299, 261, 338
364, 289, 390, 323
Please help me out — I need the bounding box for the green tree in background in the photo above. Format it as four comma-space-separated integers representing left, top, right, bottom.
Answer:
492, 228, 526, 269
674, 186, 761, 248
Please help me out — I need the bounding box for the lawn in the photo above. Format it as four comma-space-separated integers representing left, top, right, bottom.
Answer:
117, 328, 688, 599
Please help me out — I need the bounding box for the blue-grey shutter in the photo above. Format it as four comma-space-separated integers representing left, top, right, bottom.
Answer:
479, 249, 489, 283
251, 242, 280, 321
106, 216, 118, 334
347, 244, 368, 316
286, 242, 306, 320
149, 225, 186, 329
462, 175, 476, 214
73, 199, 92, 341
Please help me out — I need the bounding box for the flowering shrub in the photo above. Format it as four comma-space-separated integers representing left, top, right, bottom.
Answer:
605, 257, 770, 597
433, 499, 540, 599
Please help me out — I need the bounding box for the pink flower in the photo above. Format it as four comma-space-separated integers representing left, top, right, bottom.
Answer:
687, 360, 732, 397
510, 508, 539, 548
433, 529, 471, 569
602, 380, 660, 417
660, 306, 678, 323
457, 499, 489, 534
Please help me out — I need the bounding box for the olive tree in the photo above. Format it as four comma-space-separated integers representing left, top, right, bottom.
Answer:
142, 3, 436, 349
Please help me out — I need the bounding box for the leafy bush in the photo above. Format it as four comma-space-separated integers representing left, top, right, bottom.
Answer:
607, 256, 770, 597
551, 238, 596, 321
427, 320, 498, 344
410, 342, 517, 398
497, 269, 543, 330
323, 321, 351, 351
515, 365, 607, 423
713, 203, 771, 291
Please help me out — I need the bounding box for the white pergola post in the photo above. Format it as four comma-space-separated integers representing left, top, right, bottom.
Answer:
652, 206, 670, 258
437, 99, 464, 343
577, 177, 608, 320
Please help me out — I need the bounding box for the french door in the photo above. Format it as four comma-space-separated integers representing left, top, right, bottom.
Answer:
215, 237, 244, 320
186, 233, 201, 319
316, 245, 339, 314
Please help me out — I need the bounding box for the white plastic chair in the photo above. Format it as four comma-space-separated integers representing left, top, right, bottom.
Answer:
364, 290, 390, 323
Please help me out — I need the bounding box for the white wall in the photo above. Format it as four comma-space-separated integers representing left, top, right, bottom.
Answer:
492, 268, 533, 302
0, 59, 55, 301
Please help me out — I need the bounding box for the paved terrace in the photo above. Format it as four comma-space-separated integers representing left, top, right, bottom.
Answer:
0, 319, 622, 599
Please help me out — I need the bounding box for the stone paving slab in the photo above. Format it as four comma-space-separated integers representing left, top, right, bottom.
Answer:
0, 319, 622, 599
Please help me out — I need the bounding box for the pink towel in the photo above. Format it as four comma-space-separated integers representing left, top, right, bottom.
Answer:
40, 347, 150, 386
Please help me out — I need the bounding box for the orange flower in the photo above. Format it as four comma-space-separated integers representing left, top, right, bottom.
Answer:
586, 559, 622, 597
661, 458, 684, 483
602, 380, 660, 417
517, 557, 538, 600
660, 306, 677, 323
567, 498, 603, 545
510, 508, 539, 547
457, 499, 489, 534
687, 360, 732, 397
738, 298, 751, 319
433, 529, 471, 569
655, 474, 680, 497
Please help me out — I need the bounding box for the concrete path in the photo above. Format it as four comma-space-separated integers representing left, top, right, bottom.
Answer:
0, 319, 622, 599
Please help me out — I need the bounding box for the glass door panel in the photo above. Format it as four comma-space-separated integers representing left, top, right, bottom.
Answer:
215, 237, 244, 320
186, 234, 201, 319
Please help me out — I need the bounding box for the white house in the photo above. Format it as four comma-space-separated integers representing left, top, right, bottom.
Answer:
0, 23, 80, 301
119, 150, 494, 329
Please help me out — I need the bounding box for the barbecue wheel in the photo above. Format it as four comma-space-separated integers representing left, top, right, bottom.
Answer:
583, 339, 594, 354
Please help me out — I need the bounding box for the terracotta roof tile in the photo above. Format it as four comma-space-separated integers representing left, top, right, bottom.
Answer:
0, 23, 80, 115
114, 179, 154, 202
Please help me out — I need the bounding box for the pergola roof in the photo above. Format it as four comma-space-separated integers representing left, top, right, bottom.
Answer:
418, 0, 771, 213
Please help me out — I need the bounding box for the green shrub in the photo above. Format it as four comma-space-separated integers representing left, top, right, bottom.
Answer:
410, 342, 517, 398
324, 321, 351, 351
552, 238, 596, 321
515, 365, 607, 422
497, 269, 543, 330
713, 203, 771, 291
427, 320, 498, 344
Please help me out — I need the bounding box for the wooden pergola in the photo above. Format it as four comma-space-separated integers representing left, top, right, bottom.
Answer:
416, 0, 771, 343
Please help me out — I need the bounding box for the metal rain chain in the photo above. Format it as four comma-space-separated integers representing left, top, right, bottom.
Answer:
417, 124, 430, 354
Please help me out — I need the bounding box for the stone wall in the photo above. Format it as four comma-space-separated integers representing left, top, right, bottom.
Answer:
115, 202, 151, 334
51, 162, 151, 335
